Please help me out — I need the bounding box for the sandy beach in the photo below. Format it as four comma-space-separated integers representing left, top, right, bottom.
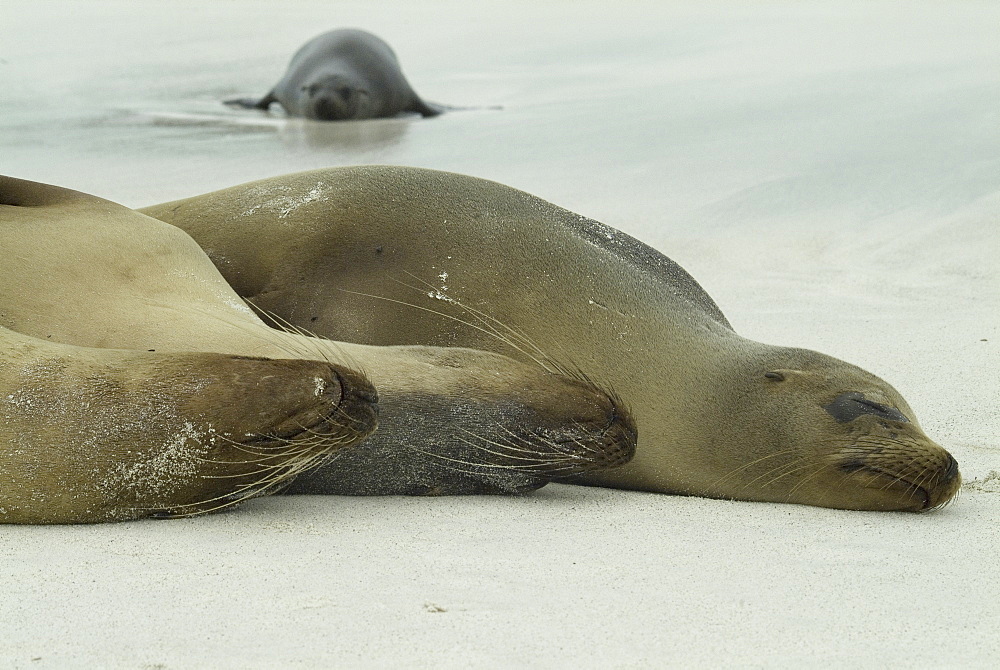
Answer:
1, 1, 997, 667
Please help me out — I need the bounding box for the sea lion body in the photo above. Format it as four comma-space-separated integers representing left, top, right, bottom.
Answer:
0, 176, 635, 498
230, 29, 441, 121
0, 326, 377, 524
141, 166, 961, 512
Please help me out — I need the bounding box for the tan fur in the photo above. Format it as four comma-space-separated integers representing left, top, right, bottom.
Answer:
0, 175, 635, 498
0, 326, 376, 523
141, 166, 961, 511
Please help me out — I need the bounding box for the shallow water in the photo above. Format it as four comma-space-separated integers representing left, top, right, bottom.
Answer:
1, 1, 999, 667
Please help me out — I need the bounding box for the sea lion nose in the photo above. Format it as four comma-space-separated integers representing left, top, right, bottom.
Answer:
312, 96, 343, 120
354, 385, 379, 405
943, 453, 959, 482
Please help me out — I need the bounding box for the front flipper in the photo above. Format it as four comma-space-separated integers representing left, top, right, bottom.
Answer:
224, 92, 278, 111
413, 98, 445, 117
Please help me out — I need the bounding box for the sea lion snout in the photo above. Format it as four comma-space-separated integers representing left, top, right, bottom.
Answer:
330, 364, 380, 433
310, 94, 348, 121
541, 398, 637, 471
833, 415, 961, 512
300, 74, 372, 120
235, 358, 378, 449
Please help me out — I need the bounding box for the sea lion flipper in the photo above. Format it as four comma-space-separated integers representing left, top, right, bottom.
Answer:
414, 99, 445, 117
224, 93, 277, 111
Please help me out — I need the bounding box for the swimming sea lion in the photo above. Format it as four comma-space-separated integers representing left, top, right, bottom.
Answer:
140, 165, 962, 512
0, 325, 377, 524
0, 175, 635, 496
227, 29, 441, 121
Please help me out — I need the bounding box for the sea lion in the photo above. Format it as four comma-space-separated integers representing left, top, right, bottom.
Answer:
140, 166, 962, 512
227, 29, 441, 121
0, 175, 635, 496
0, 325, 377, 524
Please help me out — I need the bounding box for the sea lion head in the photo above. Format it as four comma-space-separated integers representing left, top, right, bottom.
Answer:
420, 349, 637, 486
0, 344, 379, 524
288, 345, 637, 496
141, 355, 379, 518
299, 74, 372, 120
708, 346, 960, 511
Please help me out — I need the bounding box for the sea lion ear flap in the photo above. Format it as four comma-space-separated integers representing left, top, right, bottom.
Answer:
764, 369, 807, 382
764, 368, 811, 382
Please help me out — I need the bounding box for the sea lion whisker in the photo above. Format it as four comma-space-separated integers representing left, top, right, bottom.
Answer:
193, 453, 301, 466
487, 423, 578, 457
396, 271, 543, 350
758, 462, 819, 492
149, 476, 289, 514
152, 297, 369, 384
491, 421, 606, 462
843, 465, 914, 500
537, 462, 603, 476
216, 442, 320, 468
248, 301, 368, 376
708, 449, 801, 489
783, 462, 841, 498
440, 296, 580, 379
188, 452, 320, 502
930, 486, 960, 512
405, 442, 560, 472
200, 463, 306, 478
737, 455, 810, 490
555, 430, 611, 461
452, 433, 579, 465
901, 465, 938, 504
209, 439, 313, 459
163, 488, 272, 518
393, 272, 576, 378
339, 286, 559, 375
454, 425, 587, 463
139, 297, 296, 354
401, 448, 526, 472
874, 471, 926, 506
743, 460, 813, 493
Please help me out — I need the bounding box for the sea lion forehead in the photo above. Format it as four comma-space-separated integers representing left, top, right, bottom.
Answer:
759, 351, 911, 418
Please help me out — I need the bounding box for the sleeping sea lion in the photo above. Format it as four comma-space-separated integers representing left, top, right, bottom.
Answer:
140, 166, 962, 512
0, 175, 635, 496
0, 325, 377, 524
227, 28, 441, 121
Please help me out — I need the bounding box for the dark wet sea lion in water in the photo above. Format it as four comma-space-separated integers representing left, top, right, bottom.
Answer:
141, 166, 962, 512
0, 326, 377, 524
0, 175, 635, 497
227, 28, 442, 121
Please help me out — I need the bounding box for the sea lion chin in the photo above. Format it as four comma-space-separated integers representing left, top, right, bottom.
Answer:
139, 165, 962, 512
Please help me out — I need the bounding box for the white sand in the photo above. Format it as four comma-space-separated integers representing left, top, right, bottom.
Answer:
1, 1, 997, 667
